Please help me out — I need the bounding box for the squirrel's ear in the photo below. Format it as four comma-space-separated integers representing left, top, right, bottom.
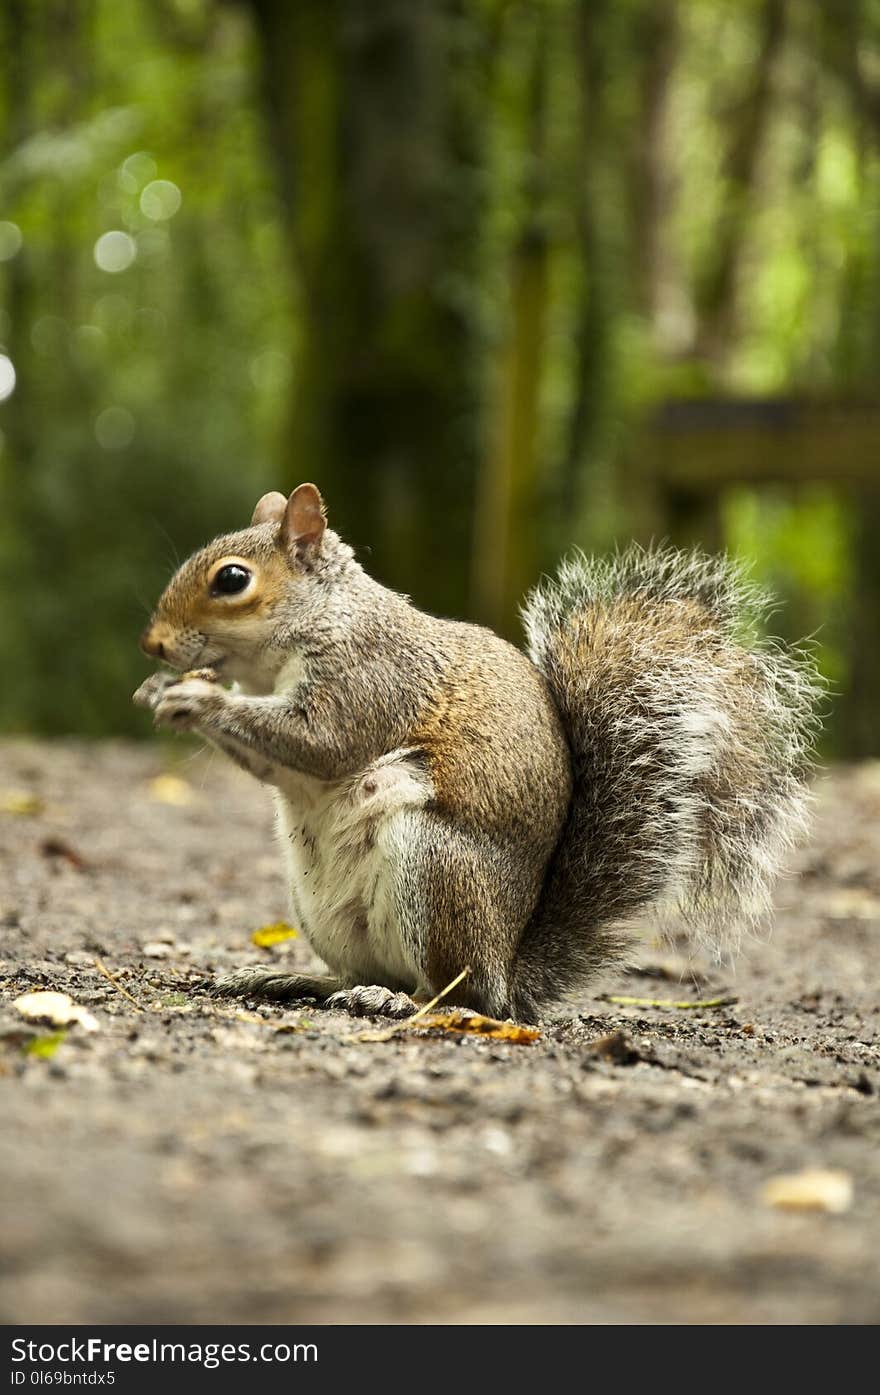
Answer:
281, 483, 327, 561
251, 492, 287, 526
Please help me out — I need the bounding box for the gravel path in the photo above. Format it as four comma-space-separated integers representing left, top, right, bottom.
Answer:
1, 739, 878, 1324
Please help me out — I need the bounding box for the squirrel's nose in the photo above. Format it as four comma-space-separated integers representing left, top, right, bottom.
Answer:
140, 626, 165, 660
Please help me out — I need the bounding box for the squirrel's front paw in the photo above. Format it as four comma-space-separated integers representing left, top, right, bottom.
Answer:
132, 671, 177, 711
153, 676, 224, 732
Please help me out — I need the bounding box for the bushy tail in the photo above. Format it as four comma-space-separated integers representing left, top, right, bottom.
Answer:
512, 545, 823, 1019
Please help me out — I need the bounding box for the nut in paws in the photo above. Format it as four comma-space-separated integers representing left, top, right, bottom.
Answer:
153, 677, 223, 731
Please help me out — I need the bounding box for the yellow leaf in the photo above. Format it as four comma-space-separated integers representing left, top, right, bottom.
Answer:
147, 774, 194, 806
821, 889, 880, 922
251, 922, 298, 948
1, 789, 45, 816
761, 1168, 853, 1214
417, 1010, 540, 1043
24, 1031, 67, 1059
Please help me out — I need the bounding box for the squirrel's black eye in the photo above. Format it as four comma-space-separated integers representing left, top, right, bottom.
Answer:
212, 564, 252, 596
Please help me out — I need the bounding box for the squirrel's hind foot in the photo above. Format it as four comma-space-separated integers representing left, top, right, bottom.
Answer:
325, 984, 416, 1019
206, 968, 416, 1019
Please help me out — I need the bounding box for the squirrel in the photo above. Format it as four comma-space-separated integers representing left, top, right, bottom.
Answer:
134, 483, 821, 1022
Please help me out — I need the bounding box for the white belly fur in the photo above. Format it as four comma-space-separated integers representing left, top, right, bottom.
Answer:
273, 749, 432, 990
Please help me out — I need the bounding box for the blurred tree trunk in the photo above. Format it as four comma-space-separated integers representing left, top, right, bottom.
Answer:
695, 0, 787, 365
829, 0, 880, 755
820, 0, 876, 162
472, 0, 550, 633
631, 1, 725, 550
631, 0, 679, 339
557, 0, 620, 551
839, 489, 880, 757
248, 0, 481, 616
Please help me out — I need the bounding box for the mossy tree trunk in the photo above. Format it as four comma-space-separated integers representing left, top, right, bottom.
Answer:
472, 0, 551, 635
694, 0, 788, 364
249, 0, 482, 616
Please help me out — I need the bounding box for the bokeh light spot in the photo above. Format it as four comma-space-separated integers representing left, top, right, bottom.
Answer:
140, 180, 182, 221
116, 169, 139, 196
0, 355, 17, 402
95, 406, 135, 450
249, 350, 291, 394
0, 222, 23, 262
122, 151, 157, 185
94, 231, 137, 274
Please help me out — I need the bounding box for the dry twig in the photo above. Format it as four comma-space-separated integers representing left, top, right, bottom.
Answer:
94, 957, 146, 1013
603, 994, 738, 1011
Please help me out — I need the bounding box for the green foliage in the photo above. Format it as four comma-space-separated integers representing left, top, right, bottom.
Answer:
0, 0, 289, 733
725, 486, 851, 695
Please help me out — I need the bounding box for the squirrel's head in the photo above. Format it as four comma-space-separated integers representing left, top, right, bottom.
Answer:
140, 483, 351, 689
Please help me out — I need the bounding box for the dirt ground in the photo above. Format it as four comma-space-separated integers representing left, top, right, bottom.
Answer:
0, 738, 878, 1326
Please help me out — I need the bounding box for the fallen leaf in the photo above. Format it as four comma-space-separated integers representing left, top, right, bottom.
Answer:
820, 889, 880, 922
251, 922, 298, 948
147, 774, 194, 806
414, 1010, 540, 1043
1, 789, 45, 816
14, 991, 99, 1033
761, 1168, 853, 1214
23, 1031, 67, 1059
